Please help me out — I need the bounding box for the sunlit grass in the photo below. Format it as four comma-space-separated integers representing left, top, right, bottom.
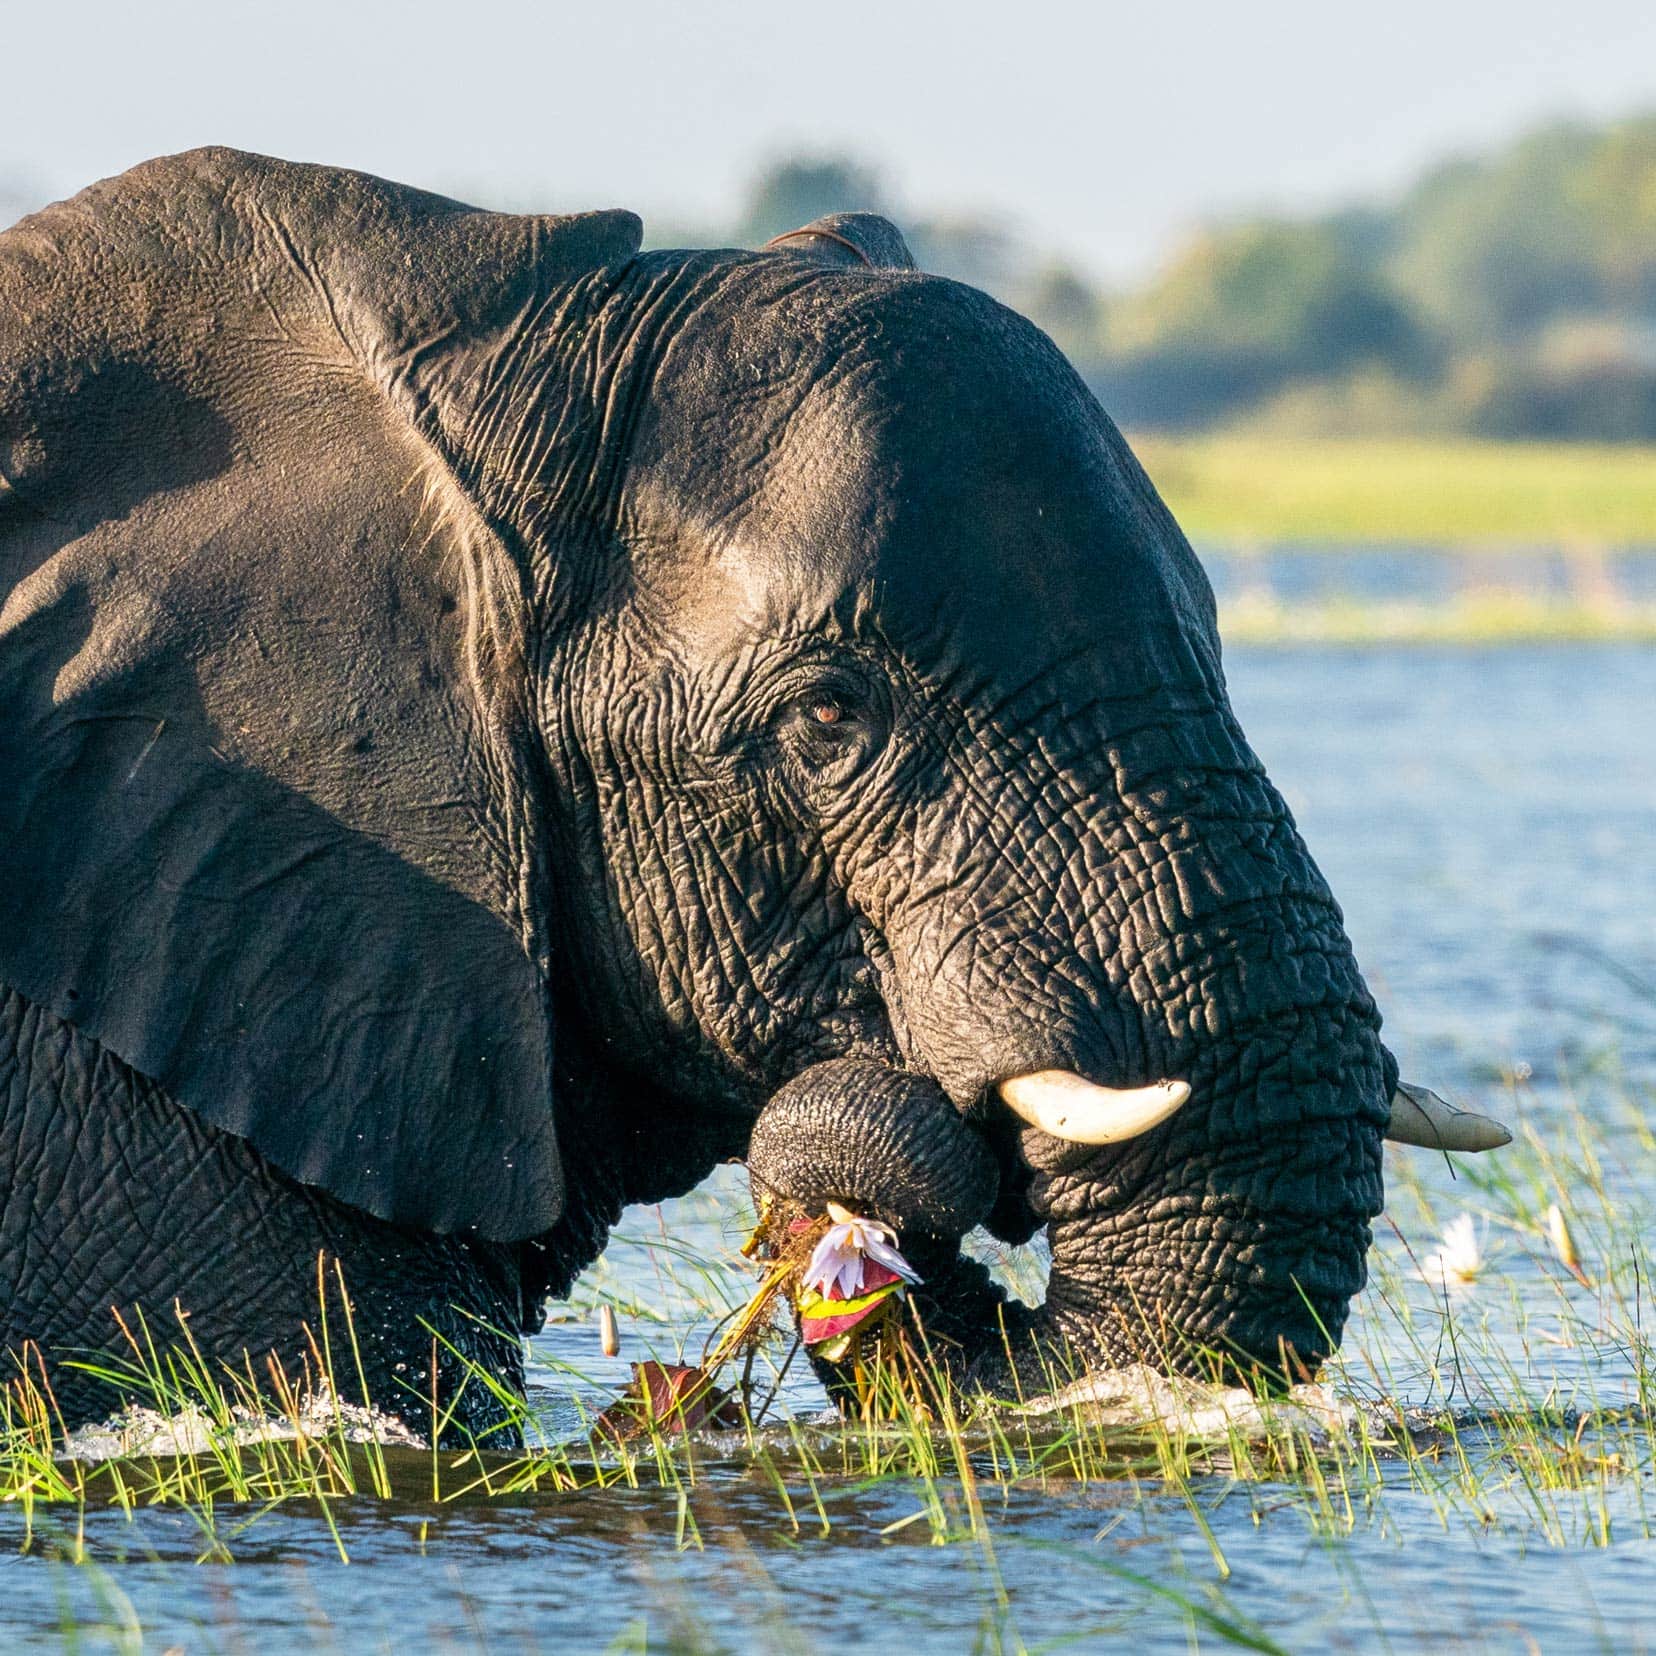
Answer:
1133, 434, 1656, 549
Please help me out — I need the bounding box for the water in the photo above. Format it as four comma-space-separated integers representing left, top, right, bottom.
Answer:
1204, 546, 1656, 610
6, 643, 1655, 1652
1232, 643, 1656, 1095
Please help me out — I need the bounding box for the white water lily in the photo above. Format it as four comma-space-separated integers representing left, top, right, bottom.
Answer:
1420, 1212, 1490, 1293
802, 1202, 923, 1300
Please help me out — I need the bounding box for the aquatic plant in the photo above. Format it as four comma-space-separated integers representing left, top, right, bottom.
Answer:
3, 1068, 1654, 1650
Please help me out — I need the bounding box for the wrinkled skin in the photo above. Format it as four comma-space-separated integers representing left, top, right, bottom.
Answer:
0, 150, 1389, 1439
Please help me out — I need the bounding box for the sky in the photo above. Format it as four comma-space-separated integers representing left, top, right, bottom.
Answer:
3, 0, 1654, 282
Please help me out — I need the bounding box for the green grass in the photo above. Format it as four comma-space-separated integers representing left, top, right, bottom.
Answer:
1133, 434, 1656, 549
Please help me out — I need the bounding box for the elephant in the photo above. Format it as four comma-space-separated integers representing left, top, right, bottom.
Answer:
0, 148, 1510, 1443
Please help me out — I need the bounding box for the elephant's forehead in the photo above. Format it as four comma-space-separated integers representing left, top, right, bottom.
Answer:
657, 273, 1215, 679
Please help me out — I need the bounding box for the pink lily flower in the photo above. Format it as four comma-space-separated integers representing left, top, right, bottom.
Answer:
802, 1202, 922, 1300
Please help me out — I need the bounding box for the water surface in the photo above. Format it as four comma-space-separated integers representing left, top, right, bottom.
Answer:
7, 642, 1654, 1652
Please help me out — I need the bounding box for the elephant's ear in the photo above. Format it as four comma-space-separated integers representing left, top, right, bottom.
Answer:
763, 212, 917, 271
0, 149, 642, 1240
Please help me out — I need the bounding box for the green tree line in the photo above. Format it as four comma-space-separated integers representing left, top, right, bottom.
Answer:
7, 117, 1650, 441
705, 115, 1656, 442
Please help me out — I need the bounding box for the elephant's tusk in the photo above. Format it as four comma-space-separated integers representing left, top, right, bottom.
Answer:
1385, 1081, 1512, 1152
998, 1071, 1192, 1144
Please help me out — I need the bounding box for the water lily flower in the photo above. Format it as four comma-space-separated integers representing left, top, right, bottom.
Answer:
1420, 1212, 1489, 1293
802, 1201, 922, 1301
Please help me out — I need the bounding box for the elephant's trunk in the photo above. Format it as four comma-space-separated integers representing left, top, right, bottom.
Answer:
983, 915, 1390, 1388
753, 682, 1397, 1396
1017, 995, 1391, 1383
747, 1060, 1001, 1238
751, 995, 1387, 1397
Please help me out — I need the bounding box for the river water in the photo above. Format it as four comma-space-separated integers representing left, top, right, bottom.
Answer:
5, 642, 1655, 1652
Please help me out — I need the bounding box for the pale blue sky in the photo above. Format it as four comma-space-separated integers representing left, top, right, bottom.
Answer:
4, 0, 1654, 280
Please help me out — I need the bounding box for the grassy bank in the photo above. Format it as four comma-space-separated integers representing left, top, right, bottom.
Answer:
1133, 435, 1656, 550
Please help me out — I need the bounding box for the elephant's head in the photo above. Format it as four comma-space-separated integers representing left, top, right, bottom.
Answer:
0, 154, 1504, 1388
540, 210, 1510, 1382
541, 227, 1385, 1380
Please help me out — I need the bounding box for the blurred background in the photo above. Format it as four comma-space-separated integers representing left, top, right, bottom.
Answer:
5, 0, 1655, 641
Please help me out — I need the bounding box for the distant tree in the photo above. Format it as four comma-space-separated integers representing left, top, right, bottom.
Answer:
1386, 119, 1653, 345
1574, 115, 1656, 313
1112, 221, 1424, 369
1096, 220, 1431, 426
1012, 263, 1106, 361
733, 156, 888, 248
1369, 114, 1656, 437
1465, 355, 1656, 441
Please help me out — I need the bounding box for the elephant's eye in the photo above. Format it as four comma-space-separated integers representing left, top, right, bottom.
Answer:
795, 688, 863, 740
774, 671, 887, 791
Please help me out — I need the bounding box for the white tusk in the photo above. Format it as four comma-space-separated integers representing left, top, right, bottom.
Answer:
1386, 1081, 1512, 1152
998, 1071, 1192, 1145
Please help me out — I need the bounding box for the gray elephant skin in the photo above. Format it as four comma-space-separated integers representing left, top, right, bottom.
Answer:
0, 148, 1403, 1440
